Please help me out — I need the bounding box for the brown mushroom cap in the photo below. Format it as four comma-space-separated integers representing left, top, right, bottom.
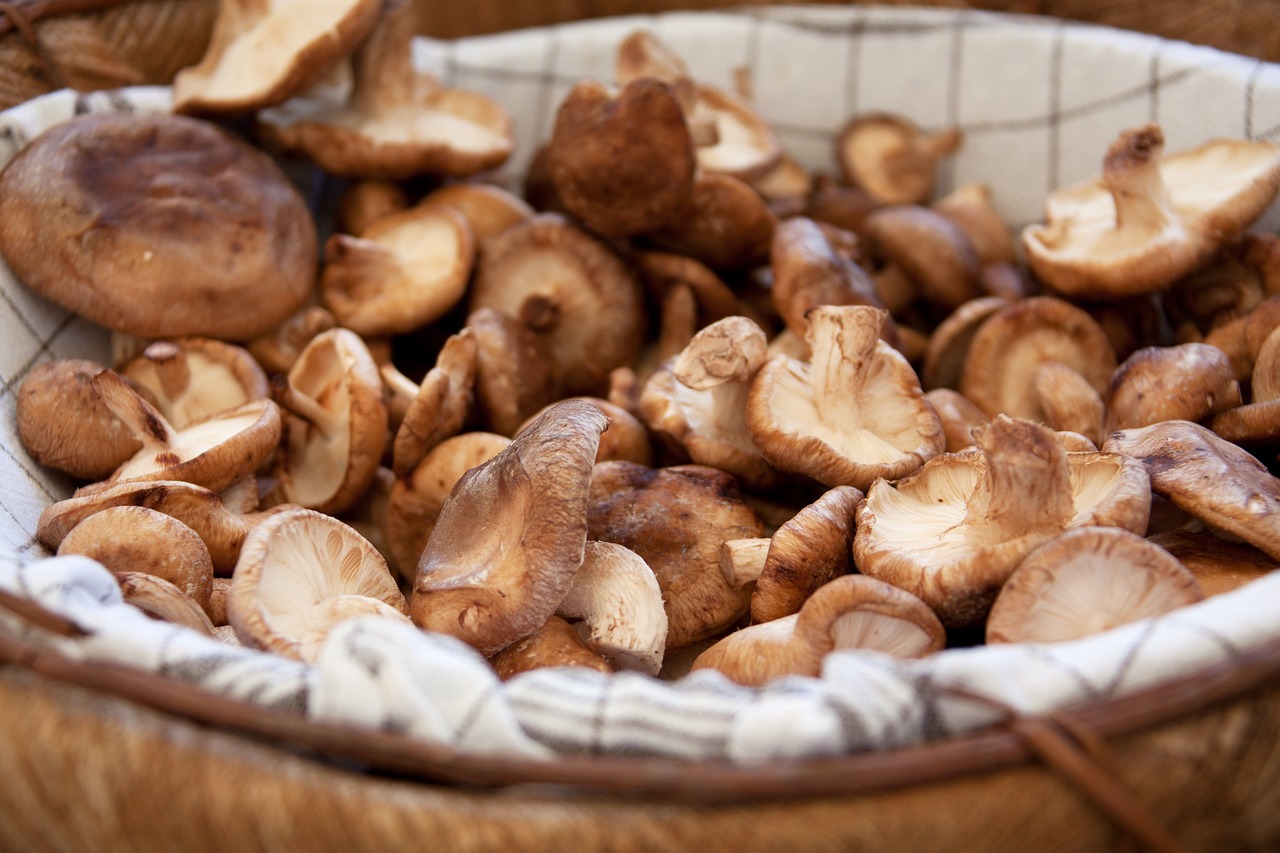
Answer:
172, 0, 381, 114
1105, 342, 1239, 433
770, 216, 886, 340
933, 183, 1017, 266
746, 305, 945, 490
410, 401, 608, 656
835, 113, 962, 206
388, 329, 479, 477
688, 83, 782, 182
466, 308, 563, 437
16, 359, 143, 481
691, 574, 945, 687
274, 328, 389, 516
0, 113, 316, 341
588, 461, 762, 650
336, 179, 410, 237
419, 182, 534, 246
321, 202, 475, 337
228, 507, 410, 662
1031, 360, 1106, 446
920, 296, 1010, 391
750, 485, 863, 624
549, 77, 697, 236
986, 527, 1203, 645
520, 397, 653, 467
959, 296, 1117, 422
862, 205, 983, 314
488, 616, 613, 680
925, 388, 990, 452
855, 415, 1151, 627
57, 506, 214, 615
1022, 124, 1280, 298
246, 305, 338, 378
121, 338, 270, 430
257, 0, 512, 179
646, 170, 778, 270
1104, 419, 1280, 561
470, 213, 646, 397
1147, 529, 1278, 597
116, 571, 218, 637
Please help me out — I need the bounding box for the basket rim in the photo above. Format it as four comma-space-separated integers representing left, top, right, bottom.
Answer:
3, 586, 1279, 802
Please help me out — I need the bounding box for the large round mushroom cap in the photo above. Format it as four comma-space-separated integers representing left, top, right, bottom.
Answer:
0, 113, 317, 341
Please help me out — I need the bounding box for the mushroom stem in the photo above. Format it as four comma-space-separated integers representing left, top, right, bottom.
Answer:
808, 305, 883, 426
90, 369, 180, 457
965, 415, 1075, 537
278, 385, 343, 442
720, 537, 769, 588
350, 0, 416, 116
140, 341, 192, 400
1102, 125, 1175, 232
379, 363, 421, 404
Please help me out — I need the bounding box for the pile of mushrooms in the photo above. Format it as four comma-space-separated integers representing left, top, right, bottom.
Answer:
7, 14, 1280, 691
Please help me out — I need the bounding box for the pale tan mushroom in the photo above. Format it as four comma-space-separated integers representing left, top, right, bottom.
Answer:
229, 507, 410, 662
257, 0, 513, 179
986, 527, 1202, 644
419, 182, 534, 246
320, 202, 475, 337
746, 305, 944, 490
835, 113, 962, 205
246, 305, 338, 378
855, 415, 1151, 626
272, 328, 388, 516
691, 575, 945, 687
120, 338, 270, 429
1022, 124, 1280, 298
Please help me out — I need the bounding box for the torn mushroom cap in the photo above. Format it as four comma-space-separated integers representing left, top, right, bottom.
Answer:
172, 0, 380, 114
88, 369, 282, 496
38, 479, 291, 577
1104, 419, 1280, 562
469, 213, 646, 397
986, 527, 1202, 644
748, 485, 863, 624
386, 328, 479, 477
639, 316, 779, 489
121, 337, 269, 430
854, 415, 1151, 627
746, 305, 945, 491
1104, 342, 1239, 434
588, 461, 763, 650
274, 327, 388, 516
959, 296, 1117, 422
258, 0, 512, 179
321, 201, 475, 337
384, 432, 510, 585
1022, 124, 1280, 298
228, 507, 409, 662
836, 113, 962, 205
770, 216, 887, 341
16, 359, 143, 481
691, 574, 945, 687
549, 77, 696, 236
56, 505, 214, 615
489, 616, 613, 680
556, 540, 667, 675
520, 397, 653, 467
410, 401, 607, 656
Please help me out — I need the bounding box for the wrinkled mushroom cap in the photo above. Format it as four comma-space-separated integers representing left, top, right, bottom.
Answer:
0, 113, 317, 341
1105, 342, 1238, 433
410, 401, 608, 656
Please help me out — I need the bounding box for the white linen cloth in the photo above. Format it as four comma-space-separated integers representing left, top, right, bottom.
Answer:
2, 6, 1279, 763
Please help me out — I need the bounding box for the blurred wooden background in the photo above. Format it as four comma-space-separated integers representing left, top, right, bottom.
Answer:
411, 1, 1280, 63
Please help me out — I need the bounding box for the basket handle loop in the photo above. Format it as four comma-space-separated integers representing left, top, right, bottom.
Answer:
942, 685, 1186, 853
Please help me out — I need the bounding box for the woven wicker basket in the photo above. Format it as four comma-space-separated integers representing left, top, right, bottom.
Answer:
3, 2, 1280, 851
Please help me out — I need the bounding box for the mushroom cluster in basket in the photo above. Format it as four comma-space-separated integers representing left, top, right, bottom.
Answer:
6, 1, 1280, 689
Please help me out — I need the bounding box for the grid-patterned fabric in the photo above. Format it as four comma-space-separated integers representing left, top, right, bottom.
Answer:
2, 7, 1279, 763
